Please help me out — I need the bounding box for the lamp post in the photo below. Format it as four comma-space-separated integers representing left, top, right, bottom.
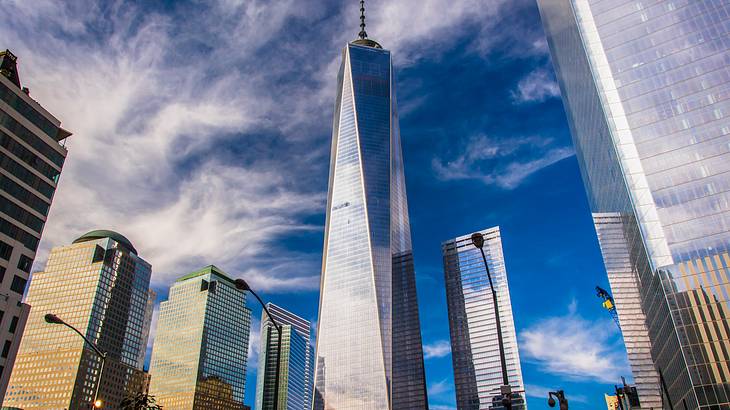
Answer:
45, 313, 106, 409
234, 278, 282, 410
471, 233, 509, 385
471, 232, 514, 409
547, 390, 569, 410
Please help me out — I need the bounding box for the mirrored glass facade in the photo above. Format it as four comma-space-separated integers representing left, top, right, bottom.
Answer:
0, 50, 70, 400
255, 303, 313, 410
313, 39, 428, 409
442, 227, 525, 410
3, 231, 154, 409
149, 265, 251, 410
538, 1, 730, 407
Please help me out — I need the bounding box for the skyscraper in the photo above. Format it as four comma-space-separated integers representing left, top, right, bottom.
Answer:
442, 227, 526, 410
0, 49, 71, 399
3, 230, 154, 409
149, 265, 252, 410
312, 4, 428, 409
255, 303, 314, 410
537, 1, 730, 407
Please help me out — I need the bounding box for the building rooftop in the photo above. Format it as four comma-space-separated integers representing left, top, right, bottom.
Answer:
176, 265, 235, 284
72, 229, 137, 254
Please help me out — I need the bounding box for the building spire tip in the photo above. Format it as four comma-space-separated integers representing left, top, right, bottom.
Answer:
358, 0, 368, 39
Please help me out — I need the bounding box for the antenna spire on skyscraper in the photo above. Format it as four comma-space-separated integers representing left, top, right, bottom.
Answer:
358, 0, 368, 39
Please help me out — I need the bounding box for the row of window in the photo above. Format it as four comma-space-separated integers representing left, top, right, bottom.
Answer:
0, 111, 64, 167
0, 174, 50, 215
0, 81, 58, 138
0, 215, 38, 251
0, 152, 55, 198
0, 192, 45, 233
0, 129, 61, 182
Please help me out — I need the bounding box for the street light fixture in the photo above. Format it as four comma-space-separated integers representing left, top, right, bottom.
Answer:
44, 313, 106, 408
471, 232, 513, 409
471, 232, 509, 385
234, 278, 283, 410
547, 390, 569, 410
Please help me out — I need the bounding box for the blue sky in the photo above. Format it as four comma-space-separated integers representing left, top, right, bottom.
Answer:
3, 0, 630, 408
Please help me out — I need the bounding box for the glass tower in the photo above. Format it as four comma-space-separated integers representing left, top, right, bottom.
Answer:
0, 49, 71, 400
537, 1, 730, 407
441, 227, 526, 410
3, 230, 154, 409
312, 30, 429, 410
255, 303, 314, 410
149, 265, 252, 410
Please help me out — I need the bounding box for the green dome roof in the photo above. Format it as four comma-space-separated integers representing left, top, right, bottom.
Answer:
73, 229, 137, 254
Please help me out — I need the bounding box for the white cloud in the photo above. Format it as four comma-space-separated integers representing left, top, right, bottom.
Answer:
519, 302, 630, 383
423, 339, 451, 359
1, 1, 326, 291
3, 0, 554, 292
432, 135, 574, 189
248, 316, 262, 372
428, 378, 452, 397
367, 0, 509, 64
512, 68, 561, 103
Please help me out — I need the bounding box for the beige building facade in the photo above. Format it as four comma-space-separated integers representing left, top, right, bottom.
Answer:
2, 230, 154, 409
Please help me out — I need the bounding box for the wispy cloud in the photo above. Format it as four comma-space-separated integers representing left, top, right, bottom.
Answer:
2, 0, 327, 291
428, 378, 452, 397
432, 134, 574, 189
519, 301, 630, 383
423, 340, 451, 359
5, 0, 537, 292
512, 68, 561, 103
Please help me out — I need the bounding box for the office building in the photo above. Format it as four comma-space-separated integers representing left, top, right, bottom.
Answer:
537, 1, 730, 407
149, 265, 252, 409
312, 4, 429, 409
0, 49, 71, 399
254, 303, 313, 410
3, 230, 154, 408
442, 227, 526, 409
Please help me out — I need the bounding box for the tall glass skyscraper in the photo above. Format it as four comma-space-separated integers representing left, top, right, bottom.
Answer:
255, 303, 313, 410
0, 49, 71, 400
149, 265, 252, 410
3, 230, 154, 409
537, 1, 730, 408
442, 227, 526, 410
312, 15, 429, 410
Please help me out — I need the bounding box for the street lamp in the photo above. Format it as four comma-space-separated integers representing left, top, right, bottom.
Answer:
472, 232, 514, 409
44, 313, 106, 408
471, 233, 509, 385
547, 390, 569, 410
234, 278, 282, 410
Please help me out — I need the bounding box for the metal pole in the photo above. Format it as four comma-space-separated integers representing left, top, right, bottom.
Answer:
477, 246, 509, 387
249, 290, 283, 410
55, 319, 106, 408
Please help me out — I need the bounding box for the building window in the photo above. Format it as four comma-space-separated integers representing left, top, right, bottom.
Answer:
8, 316, 18, 334
201, 280, 209, 292
1, 340, 11, 358
16, 255, 32, 273
92, 245, 105, 263
0, 266, 4, 284
10, 275, 26, 295
0, 240, 11, 261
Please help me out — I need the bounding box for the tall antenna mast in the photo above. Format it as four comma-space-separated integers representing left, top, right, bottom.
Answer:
358, 0, 368, 39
